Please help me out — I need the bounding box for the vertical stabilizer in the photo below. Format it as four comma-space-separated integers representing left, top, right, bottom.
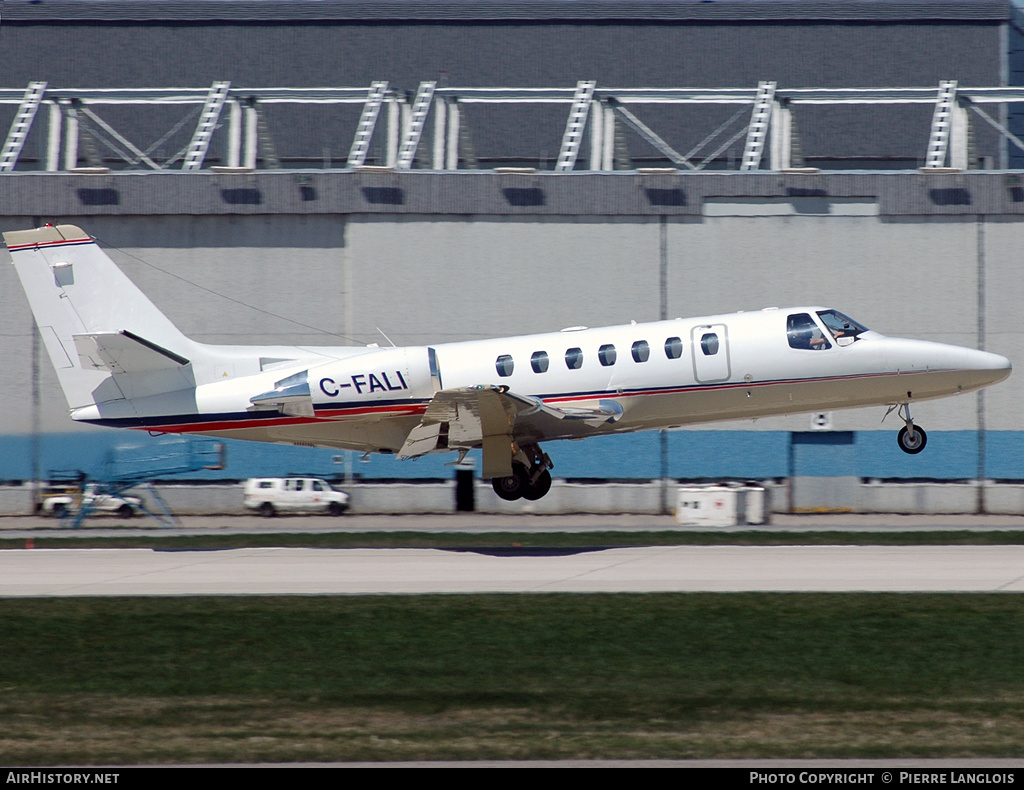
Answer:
5, 224, 195, 411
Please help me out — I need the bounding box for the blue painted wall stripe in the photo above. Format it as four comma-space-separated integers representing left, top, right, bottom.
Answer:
0, 430, 1017, 483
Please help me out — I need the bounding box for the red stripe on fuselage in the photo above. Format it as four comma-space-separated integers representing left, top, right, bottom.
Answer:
124, 402, 429, 434
116, 370, 929, 435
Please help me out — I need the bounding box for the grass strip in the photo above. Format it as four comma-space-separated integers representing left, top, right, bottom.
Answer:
1, 594, 1023, 762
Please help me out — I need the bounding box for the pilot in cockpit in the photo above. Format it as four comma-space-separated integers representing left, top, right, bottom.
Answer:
787, 313, 831, 351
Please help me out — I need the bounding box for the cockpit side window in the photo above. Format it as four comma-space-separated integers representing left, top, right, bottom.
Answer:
817, 310, 868, 344
787, 313, 831, 351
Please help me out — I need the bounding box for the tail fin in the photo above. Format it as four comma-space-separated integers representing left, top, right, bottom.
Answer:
5, 224, 195, 412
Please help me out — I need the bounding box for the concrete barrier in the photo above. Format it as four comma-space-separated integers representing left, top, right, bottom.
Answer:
3, 479, 1024, 517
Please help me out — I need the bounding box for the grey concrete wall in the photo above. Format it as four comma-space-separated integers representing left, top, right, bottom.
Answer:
8, 480, 1024, 517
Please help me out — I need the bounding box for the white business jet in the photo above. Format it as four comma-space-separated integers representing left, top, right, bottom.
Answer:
5, 224, 1011, 502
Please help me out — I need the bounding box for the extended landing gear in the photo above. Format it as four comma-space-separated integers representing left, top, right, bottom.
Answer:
492, 465, 552, 501
891, 403, 928, 455
897, 424, 927, 454
491, 445, 554, 502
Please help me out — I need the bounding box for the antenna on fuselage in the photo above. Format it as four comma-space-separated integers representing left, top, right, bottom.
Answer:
376, 327, 397, 347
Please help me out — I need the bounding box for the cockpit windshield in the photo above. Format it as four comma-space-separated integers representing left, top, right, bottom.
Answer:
816, 310, 868, 343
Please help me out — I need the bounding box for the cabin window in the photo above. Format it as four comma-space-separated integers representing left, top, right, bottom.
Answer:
565, 347, 583, 370
700, 333, 720, 356
598, 344, 617, 366
787, 314, 831, 351
496, 354, 515, 377
531, 351, 549, 373
664, 337, 683, 359
631, 340, 650, 363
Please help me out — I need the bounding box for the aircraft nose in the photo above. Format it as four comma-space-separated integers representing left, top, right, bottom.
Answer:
963, 349, 1012, 387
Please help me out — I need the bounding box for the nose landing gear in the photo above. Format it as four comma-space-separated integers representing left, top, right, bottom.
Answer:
897, 424, 927, 454
890, 403, 928, 454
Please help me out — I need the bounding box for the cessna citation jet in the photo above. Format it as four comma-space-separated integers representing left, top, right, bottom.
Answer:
5, 224, 1012, 502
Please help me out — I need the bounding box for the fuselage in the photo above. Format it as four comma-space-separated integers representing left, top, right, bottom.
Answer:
74, 306, 1011, 455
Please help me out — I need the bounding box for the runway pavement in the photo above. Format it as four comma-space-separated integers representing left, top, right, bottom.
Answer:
2, 544, 1023, 596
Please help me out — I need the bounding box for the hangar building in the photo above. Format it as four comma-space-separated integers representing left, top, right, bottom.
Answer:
2, 0, 1024, 511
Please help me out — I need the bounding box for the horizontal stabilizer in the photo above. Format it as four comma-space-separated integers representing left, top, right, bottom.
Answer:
74, 330, 191, 374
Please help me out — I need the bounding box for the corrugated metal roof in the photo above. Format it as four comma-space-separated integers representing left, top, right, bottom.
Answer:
0, 170, 1019, 217
0, 1, 1013, 23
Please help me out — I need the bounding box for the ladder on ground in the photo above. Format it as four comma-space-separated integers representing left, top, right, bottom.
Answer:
555, 80, 596, 172
740, 81, 776, 171
0, 82, 47, 172
255, 106, 280, 169
182, 81, 231, 171
924, 80, 958, 168
396, 81, 436, 169
347, 81, 389, 167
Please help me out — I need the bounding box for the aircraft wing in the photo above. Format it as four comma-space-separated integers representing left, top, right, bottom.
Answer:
397, 385, 623, 477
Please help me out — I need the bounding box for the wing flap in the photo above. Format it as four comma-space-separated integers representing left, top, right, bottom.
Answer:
397, 385, 519, 460
398, 385, 624, 471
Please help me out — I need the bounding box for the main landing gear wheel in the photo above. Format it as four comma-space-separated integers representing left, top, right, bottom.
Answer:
492, 465, 553, 502
492, 466, 528, 501
897, 425, 927, 454
521, 468, 552, 501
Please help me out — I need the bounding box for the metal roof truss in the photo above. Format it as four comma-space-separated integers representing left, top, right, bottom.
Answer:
4, 81, 1024, 172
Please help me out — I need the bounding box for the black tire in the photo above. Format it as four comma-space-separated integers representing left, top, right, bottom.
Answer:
259, 502, 276, 518
328, 501, 347, 517
521, 468, 552, 501
897, 425, 927, 455
52, 503, 67, 519
117, 503, 134, 519
492, 466, 528, 501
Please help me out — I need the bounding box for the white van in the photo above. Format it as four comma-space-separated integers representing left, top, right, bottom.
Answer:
243, 478, 350, 517
40, 483, 143, 519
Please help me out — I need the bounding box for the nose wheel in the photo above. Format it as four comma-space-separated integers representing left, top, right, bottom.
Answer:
897, 424, 927, 454
891, 403, 927, 454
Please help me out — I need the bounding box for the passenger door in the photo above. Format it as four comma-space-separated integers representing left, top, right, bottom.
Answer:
690, 324, 731, 383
